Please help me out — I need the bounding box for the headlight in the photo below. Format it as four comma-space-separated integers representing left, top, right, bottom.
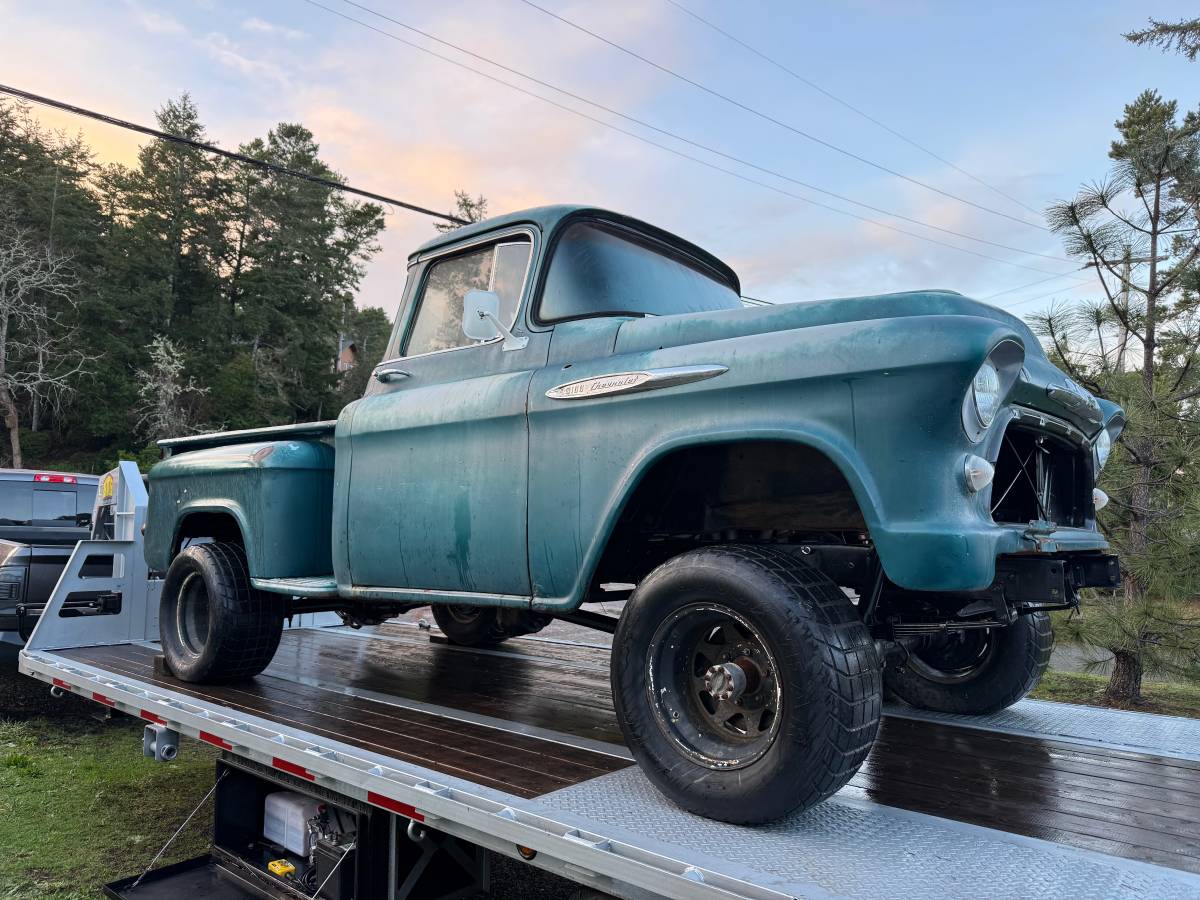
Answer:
972, 361, 1001, 427
961, 340, 1023, 442
1094, 428, 1112, 471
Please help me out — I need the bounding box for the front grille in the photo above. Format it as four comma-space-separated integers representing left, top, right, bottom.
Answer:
991, 423, 1090, 527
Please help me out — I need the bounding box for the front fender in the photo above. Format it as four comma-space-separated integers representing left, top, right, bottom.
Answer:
534, 424, 882, 611
528, 312, 1031, 607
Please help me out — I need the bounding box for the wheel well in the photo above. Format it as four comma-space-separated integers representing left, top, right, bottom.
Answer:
592, 440, 869, 594
173, 511, 245, 557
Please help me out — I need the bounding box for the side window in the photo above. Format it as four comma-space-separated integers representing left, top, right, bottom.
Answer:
404, 237, 532, 357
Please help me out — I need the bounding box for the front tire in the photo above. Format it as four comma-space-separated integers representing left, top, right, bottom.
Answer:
160, 542, 284, 683
884, 611, 1053, 715
611, 545, 881, 825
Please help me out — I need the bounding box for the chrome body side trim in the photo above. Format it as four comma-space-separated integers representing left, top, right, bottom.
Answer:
546, 364, 728, 401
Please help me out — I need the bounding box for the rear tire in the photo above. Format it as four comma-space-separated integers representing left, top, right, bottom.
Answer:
884, 611, 1053, 715
611, 544, 881, 825
160, 542, 284, 683
430, 604, 551, 647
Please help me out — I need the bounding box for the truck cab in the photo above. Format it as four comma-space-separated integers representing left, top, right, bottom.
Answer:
145, 204, 1124, 824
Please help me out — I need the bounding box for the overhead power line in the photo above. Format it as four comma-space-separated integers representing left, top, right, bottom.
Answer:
316, 1, 1071, 275
0, 84, 468, 226
1003, 280, 1093, 311
1, 81, 1073, 306
981, 272, 1084, 301
514, 0, 1047, 232
663, 0, 1043, 218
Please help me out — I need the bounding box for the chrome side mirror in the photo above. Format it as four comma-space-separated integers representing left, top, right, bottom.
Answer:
462, 290, 527, 351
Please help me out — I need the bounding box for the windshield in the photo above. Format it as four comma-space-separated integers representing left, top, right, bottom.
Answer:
538, 222, 742, 323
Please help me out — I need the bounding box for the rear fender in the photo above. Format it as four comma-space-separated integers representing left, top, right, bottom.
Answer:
146, 439, 335, 578
170, 501, 253, 565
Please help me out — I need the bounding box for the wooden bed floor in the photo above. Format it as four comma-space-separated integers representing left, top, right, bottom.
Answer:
62, 639, 629, 799
61, 624, 1200, 874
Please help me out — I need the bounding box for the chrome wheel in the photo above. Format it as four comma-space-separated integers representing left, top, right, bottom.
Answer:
646, 603, 782, 769
176, 572, 211, 657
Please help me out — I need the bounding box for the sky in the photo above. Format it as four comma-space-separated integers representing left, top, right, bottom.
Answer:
1, 0, 1197, 321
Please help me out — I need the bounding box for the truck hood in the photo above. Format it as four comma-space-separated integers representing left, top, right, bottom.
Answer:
614, 289, 1117, 437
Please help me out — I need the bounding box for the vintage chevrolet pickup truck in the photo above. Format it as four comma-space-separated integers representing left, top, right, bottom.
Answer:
144, 205, 1123, 824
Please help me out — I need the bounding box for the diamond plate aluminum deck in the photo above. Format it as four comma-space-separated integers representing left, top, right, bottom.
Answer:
541, 767, 1200, 900
885, 698, 1200, 762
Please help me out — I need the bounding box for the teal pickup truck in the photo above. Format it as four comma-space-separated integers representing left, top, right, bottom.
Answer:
145, 205, 1123, 824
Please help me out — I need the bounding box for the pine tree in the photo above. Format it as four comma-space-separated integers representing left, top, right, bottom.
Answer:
1037, 90, 1200, 701
1126, 17, 1200, 61
433, 191, 488, 233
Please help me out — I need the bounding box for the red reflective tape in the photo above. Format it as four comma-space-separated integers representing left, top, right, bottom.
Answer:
51, 678, 71, 690
139, 710, 166, 725
272, 757, 315, 781
367, 791, 425, 822
200, 731, 233, 750
92, 692, 115, 707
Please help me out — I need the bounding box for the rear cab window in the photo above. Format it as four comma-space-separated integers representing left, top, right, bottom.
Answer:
32, 490, 77, 526
0, 478, 97, 529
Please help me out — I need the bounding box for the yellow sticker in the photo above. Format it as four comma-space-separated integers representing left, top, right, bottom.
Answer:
99, 473, 115, 501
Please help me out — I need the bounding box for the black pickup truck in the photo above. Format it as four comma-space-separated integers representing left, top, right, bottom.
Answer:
0, 469, 100, 642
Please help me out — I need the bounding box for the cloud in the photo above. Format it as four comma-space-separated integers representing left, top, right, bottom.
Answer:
0, 0, 1101, 321
198, 32, 291, 89
242, 17, 306, 41
122, 0, 185, 35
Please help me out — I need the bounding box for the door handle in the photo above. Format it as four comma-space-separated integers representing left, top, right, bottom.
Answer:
375, 368, 411, 383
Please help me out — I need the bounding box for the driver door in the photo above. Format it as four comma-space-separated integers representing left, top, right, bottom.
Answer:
344, 231, 546, 598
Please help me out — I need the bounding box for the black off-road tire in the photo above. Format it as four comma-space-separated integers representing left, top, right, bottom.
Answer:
884, 611, 1053, 715
431, 604, 551, 647
160, 542, 284, 683
611, 544, 881, 825
431, 604, 510, 646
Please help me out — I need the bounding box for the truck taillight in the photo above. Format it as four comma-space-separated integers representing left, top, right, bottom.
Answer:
34, 473, 77, 484
0, 565, 26, 602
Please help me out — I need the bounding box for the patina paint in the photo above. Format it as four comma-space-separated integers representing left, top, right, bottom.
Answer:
146, 439, 334, 577
146, 204, 1118, 612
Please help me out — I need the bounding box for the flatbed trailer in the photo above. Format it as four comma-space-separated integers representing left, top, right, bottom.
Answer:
18, 464, 1200, 899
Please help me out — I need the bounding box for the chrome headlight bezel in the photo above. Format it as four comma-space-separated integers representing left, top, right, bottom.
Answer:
1092, 410, 1124, 481
1093, 428, 1111, 471
961, 340, 1024, 443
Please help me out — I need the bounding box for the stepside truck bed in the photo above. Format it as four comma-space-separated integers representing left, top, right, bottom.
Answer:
18, 465, 1200, 900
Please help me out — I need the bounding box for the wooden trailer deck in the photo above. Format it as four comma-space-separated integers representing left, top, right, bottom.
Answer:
60, 621, 1200, 877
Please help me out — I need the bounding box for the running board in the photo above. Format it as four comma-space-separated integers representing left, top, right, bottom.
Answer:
251, 575, 339, 598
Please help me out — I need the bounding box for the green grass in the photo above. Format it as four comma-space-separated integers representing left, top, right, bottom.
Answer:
0, 717, 216, 899
1031, 669, 1200, 719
